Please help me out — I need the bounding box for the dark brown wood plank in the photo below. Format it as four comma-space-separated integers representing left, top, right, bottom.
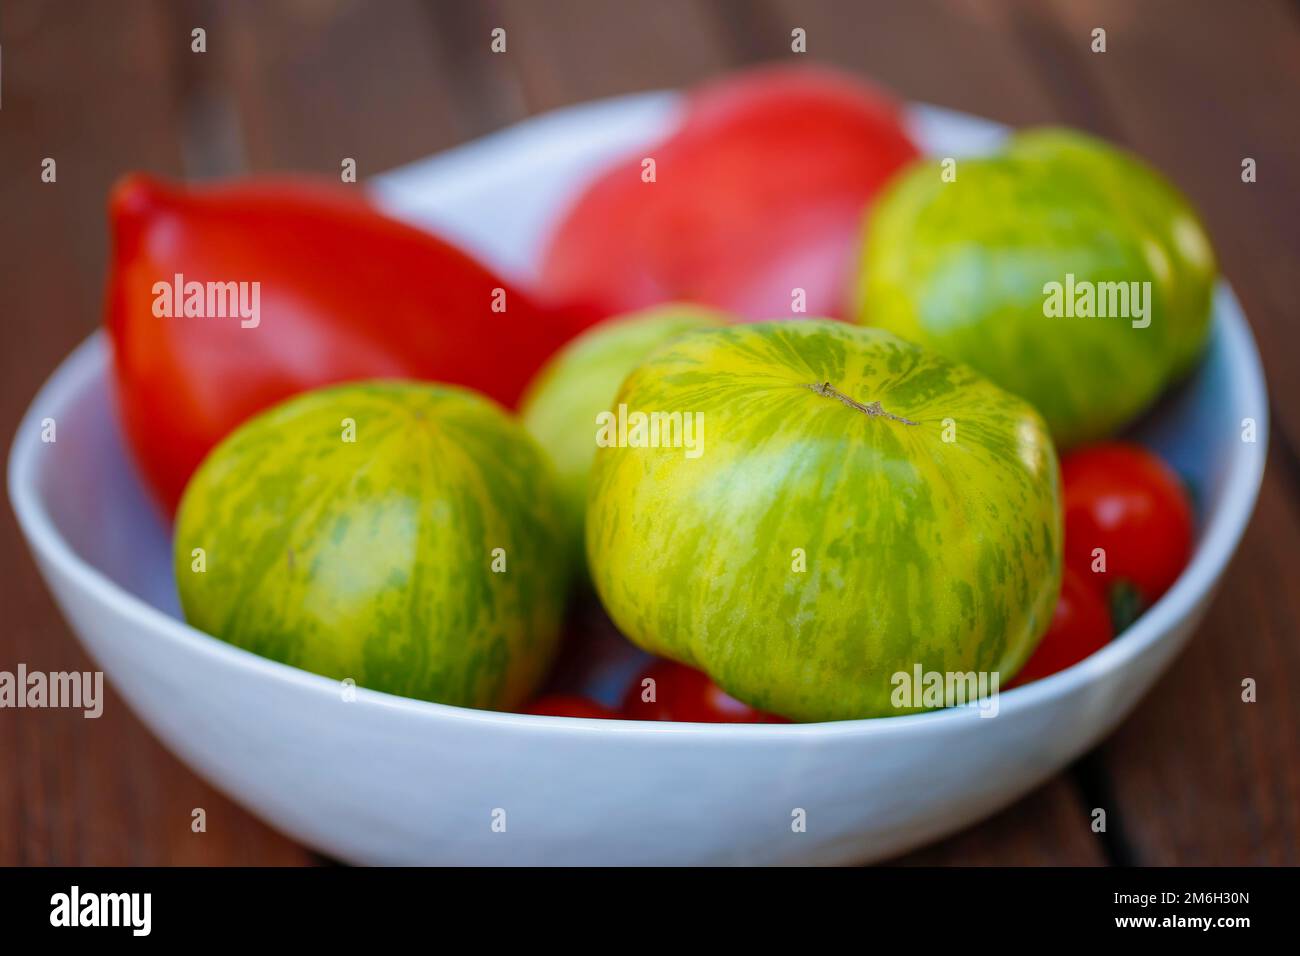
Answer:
893, 776, 1107, 865
184, 0, 471, 177
489, 0, 734, 114
765, 0, 1064, 124
0, 0, 313, 866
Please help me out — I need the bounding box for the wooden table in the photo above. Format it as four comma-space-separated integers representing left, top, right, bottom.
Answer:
2, 0, 1296, 866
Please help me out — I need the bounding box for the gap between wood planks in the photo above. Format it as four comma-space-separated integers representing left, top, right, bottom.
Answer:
165, 0, 248, 179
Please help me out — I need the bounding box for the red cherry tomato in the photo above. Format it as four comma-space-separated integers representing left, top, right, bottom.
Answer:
107, 174, 593, 514
1061, 443, 1194, 612
1010, 568, 1114, 686
621, 660, 788, 723
540, 65, 919, 321
524, 695, 621, 720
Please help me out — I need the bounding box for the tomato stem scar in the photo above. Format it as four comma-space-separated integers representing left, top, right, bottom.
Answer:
806, 381, 918, 425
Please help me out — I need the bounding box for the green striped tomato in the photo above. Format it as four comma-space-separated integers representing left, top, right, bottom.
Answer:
857, 128, 1216, 448
520, 304, 727, 578
174, 381, 569, 710
586, 320, 1061, 721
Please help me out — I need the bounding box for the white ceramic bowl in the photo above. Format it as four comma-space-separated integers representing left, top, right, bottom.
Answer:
8, 94, 1268, 865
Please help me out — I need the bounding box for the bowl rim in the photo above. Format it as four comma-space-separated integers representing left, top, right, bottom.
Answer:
7, 290, 1268, 739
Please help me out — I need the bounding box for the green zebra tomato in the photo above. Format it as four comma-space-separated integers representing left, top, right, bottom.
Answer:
857, 128, 1216, 448
586, 320, 1061, 721
174, 381, 569, 710
520, 304, 727, 578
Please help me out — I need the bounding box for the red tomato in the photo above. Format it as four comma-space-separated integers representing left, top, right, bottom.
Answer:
621, 660, 788, 723
1061, 443, 1195, 610
106, 174, 592, 514
540, 65, 920, 321
524, 695, 621, 719
1010, 568, 1114, 686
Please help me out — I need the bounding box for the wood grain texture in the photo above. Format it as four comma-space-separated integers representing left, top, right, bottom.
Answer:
0, 0, 1296, 866
0, 0, 313, 866
175, 0, 473, 178
894, 776, 1107, 866
767, 0, 1066, 125
488, 0, 727, 113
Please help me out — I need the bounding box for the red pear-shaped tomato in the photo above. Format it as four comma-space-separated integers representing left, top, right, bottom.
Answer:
106, 174, 589, 514
540, 65, 920, 321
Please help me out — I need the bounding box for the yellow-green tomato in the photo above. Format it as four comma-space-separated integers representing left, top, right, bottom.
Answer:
857, 127, 1216, 448
175, 381, 569, 710
586, 320, 1062, 722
